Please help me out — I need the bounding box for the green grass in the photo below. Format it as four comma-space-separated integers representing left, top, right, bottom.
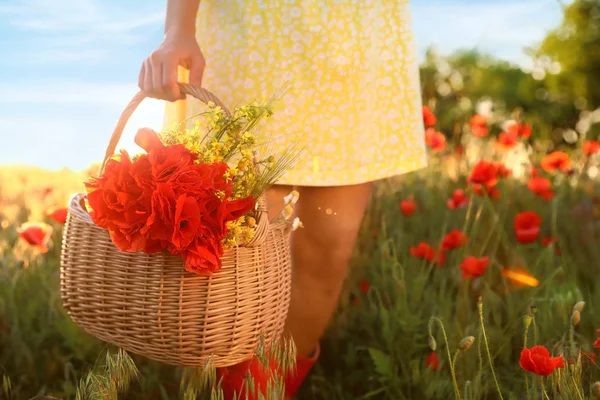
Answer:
1, 146, 600, 399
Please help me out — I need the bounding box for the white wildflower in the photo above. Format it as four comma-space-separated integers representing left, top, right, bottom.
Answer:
292, 217, 304, 231
283, 190, 300, 205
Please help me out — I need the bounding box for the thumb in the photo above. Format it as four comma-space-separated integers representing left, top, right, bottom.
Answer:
188, 51, 205, 87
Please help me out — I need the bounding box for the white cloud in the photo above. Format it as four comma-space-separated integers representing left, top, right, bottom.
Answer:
0, 0, 164, 65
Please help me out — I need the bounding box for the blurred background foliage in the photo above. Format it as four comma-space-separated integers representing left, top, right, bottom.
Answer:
420, 0, 600, 151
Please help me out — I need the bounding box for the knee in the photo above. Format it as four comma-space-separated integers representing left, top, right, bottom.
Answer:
292, 219, 360, 280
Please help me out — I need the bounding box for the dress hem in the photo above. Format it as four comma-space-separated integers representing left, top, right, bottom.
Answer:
273, 155, 429, 187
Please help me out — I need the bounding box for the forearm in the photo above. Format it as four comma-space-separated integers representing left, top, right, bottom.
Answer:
165, 0, 201, 38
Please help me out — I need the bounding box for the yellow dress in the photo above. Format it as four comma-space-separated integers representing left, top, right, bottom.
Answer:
164, 0, 427, 187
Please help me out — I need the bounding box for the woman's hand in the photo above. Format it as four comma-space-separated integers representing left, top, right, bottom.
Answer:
138, 33, 205, 102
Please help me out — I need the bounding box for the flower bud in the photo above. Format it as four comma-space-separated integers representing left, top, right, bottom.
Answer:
524, 313, 533, 330
282, 204, 294, 220
529, 305, 537, 317
458, 336, 475, 351
237, 159, 248, 169
246, 216, 256, 228
428, 335, 437, 351
464, 381, 472, 399
573, 301, 585, 313
592, 381, 600, 397
571, 310, 581, 327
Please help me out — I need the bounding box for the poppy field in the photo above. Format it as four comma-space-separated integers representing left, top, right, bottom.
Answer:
3, 1, 600, 393
2, 100, 600, 399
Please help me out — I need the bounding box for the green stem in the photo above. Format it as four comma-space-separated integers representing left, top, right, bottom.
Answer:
477, 299, 505, 400
524, 320, 531, 400
429, 317, 462, 400
452, 349, 460, 377
570, 375, 584, 400
569, 324, 576, 359
540, 376, 550, 400
464, 381, 472, 400
477, 326, 483, 379
532, 311, 538, 345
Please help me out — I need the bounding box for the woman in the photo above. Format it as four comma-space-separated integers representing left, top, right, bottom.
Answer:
139, 0, 427, 398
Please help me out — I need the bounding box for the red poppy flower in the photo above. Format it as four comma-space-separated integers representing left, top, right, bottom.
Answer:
468, 160, 498, 188
593, 329, 600, 349
17, 222, 53, 253
530, 166, 539, 177
47, 207, 68, 224
519, 123, 532, 139
425, 128, 447, 152
411, 242, 445, 266
495, 162, 512, 178
514, 211, 542, 244
473, 185, 501, 199
425, 351, 440, 371
583, 140, 600, 156
540, 237, 561, 255
441, 230, 469, 251
410, 242, 435, 260
431, 249, 446, 267
171, 195, 202, 251
496, 131, 518, 151
446, 189, 469, 209
359, 279, 370, 294
422, 106, 437, 127
507, 122, 532, 139
470, 114, 489, 137
520, 346, 565, 376
541, 151, 572, 172
527, 176, 554, 200
400, 199, 417, 216
460, 256, 489, 279
85, 128, 256, 275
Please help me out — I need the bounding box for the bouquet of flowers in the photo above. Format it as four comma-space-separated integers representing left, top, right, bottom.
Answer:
83, 99, 301, 276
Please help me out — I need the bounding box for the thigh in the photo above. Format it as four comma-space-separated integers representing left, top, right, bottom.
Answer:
294, 183, 373, 250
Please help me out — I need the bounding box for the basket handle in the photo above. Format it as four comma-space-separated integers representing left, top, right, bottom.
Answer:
100, 83, 230, 175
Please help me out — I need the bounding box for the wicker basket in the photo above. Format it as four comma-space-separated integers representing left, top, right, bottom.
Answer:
60, 84, 292, 367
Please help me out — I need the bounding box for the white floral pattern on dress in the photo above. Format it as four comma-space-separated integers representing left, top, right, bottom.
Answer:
164, 0, 428, 187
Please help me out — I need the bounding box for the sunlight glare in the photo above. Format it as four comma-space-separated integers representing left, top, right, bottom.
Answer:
118, 98, 166, 155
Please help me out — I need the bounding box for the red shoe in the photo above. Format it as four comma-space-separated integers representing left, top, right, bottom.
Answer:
284, 344, 320, 399
216, 357, 272, 400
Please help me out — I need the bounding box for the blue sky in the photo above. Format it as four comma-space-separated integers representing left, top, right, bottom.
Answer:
0, 0, 566, 171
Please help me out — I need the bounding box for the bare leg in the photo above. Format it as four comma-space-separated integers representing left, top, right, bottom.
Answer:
267, 182, 373, 357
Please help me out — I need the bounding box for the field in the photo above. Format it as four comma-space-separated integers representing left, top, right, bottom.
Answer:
2, 115, 600, 399
3, 1, 600, 395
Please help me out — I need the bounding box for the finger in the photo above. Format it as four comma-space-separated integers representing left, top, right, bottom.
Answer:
149, 54, 165, 99
188, 50, 205, 87
138, 60, 147, 91
143, 59, 155, 96
162, 57, 182, 101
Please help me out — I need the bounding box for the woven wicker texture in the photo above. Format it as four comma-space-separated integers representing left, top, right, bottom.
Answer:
60, 84, 292, 367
